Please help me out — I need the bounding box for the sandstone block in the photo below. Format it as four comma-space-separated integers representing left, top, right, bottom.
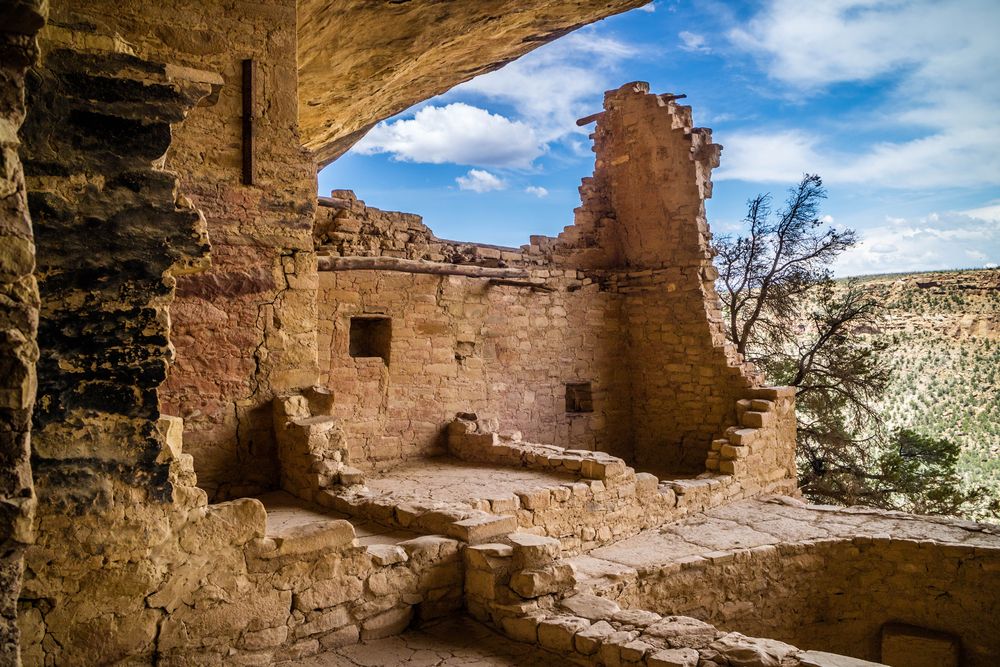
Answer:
575, 620, 616, 654
447, 514, 517, 544
561, 593, 621, 621
509, 532, 561, 569
274, 520, 356, 556
319, 625, 360, 649
510, 563, 575, 598
538, 616, 591, 652
635, 472, 659, 496
709, 633, 797, 667
360, 606, 413, 640
366, 544, 408, 566
645, 616, 717, 648
516, 488, 552, 510
612, 609, 661, 627
647, 647, 700, 667
621, 638, 654, 662
501, 613, 543, 643
296, 576, 364, 612
598, 630, 639, 667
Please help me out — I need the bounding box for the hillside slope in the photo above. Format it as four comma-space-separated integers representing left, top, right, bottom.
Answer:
851, 269, 1000, 513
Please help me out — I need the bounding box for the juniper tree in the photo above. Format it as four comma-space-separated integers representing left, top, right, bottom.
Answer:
714, 174, 994, 518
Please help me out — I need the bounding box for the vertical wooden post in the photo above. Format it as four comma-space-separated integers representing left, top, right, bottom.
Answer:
241, 58, 254, 186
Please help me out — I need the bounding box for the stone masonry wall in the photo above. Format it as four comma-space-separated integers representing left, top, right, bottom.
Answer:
568, 83, 757, 473
615, 530, 1000, 666
50, 0, 326, 502
317, 235, 634, 467
0, 3, 45, 664
314, 84, 772, 475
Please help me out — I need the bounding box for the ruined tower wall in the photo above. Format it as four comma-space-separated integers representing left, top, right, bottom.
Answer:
570, 85, 757, 472
0, 3, 45, 664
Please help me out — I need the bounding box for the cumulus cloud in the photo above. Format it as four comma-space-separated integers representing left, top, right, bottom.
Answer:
722, 0, 1000, 188
525, 185, 549, 198
352, 31, 637, 170
450, 31, 637, 147
678, 31, 710, 53
833, 210, 1000, 276
354, 103, 543, 168
637, 2, 656, 12
456, 169, 507, 193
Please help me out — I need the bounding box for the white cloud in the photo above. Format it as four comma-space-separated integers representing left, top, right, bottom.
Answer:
962, 202, 1000, 223
456, 169, 506, 193
724, 0, 1000, 189
637, 2, 656, 13
525, 185, 549, 198
678, 31, 710, 53
714, 130, 819, 182
449, 31, 637, 147
834, 210, 1000, 276
354, 103, 543, 168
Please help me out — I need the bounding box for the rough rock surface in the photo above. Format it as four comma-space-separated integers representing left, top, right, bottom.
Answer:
0, 2, 45, 663
297, 0, 648, 164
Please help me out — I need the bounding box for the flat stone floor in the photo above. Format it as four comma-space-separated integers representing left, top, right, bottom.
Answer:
288, 616, 555, 666
361, 456, 577, 507
580, 496, 1000, 577
258, 491, 417, 546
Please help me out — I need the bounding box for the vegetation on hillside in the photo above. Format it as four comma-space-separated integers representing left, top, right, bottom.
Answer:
714, 175, 999, 521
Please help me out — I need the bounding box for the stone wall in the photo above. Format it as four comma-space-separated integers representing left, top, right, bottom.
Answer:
315, 84, 772, 475
317, 208, 633, 464
463, 533, 887, 667
40, 0, 328, 502
568, 84, 757, 473
619, 536, 1000, 666
0, 2, 45, 664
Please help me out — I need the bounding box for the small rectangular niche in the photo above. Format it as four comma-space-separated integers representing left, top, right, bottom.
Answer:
349, 316, 391, 364
565, 382, 594, 414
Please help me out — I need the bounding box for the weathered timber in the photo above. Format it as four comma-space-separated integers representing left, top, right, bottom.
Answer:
487, 279, 557, 292
576, 111, 605, 126
318, 255, 529, 278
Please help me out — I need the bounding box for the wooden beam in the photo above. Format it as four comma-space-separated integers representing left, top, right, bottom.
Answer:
318, 255, 530, 279
241, 59, 254, 186
488, 278, 556, 292
576, 111, 605, 126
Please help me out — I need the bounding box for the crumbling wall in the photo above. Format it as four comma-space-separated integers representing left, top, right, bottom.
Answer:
315, 84, 774, 476
0, 3, 45, 664
566, 83, 757, 473
316, 196, 632, 466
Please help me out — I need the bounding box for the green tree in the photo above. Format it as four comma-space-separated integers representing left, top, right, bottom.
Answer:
714, 174, 994, 519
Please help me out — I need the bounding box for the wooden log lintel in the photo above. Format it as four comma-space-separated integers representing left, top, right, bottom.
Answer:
488, 279, 557, 292
317, 255, 530, 279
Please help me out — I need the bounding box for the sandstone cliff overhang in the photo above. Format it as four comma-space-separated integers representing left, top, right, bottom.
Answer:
296, 0, 648, 165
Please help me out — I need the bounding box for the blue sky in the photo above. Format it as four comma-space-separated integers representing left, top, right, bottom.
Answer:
319, 0, 1000, 276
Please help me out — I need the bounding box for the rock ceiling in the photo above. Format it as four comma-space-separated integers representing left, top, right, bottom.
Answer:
296, 0, 646, 165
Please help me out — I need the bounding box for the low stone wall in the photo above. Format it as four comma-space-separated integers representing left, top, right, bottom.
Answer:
18, 417, 463, 665
463, 532, 884, 667
569, 500, 1000, 667
613, 535, 1000, 666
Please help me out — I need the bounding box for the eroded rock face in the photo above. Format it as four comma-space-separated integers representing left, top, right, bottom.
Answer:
297, 0, 648, 164
0, 2, 46, 664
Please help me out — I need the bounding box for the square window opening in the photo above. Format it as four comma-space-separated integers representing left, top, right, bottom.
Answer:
349, 316, 391, 364
565, 382, 593, 414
